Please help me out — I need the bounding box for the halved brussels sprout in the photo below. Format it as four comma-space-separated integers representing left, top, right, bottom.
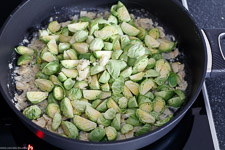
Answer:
174, 89, 185, 100
34, 79, 54, 92
153, 97, 166, 113
167, 97, 184, 108
121, 35, 130, 49
157, 84, 173, 91
108, 15, 118, 24
127, 43, 145, 58
83, 90, 102, 100
112, 50, 123, 60
97, 114, 112, 127
58, 43, 71, 53
154, 90, 174, 101
61, 68, 78, 78
136, 109, 155, 124
135, 124, 151, 136
120, 67, 132, 78
121, 124, 134, 134
105, 126, 118, 141
126, 115, 142, 126
138, 95, 151, 106
74, 81, 88, 89
121, 22, 140, 36
26, 91, 48, 104
117, 5, 131, 22
48, 92, 58, 104
92, 99, 102, 109
107, 98, 121, 112
41, 52, 57, 62
60, 97, 74, 118
154, 77, 168, 86
23, 105, 42, 120
123, 85, 133, 99
72, 43, 89, 54
154, 114, 173, 127
137, 27, 147, 40
52, 112, 62, 130
47, 39, 58, 55
88, 127, 106, 142
42, 61, 60, 75
148, 28, 160, 39
61, 121, 78, 139
112, 77, 124, 94
68, 22, 89, 32
48, 21, 61, 33
72, 100, 91, 113
103, 42, 113, 51
118, 97, 128, 109
68, 88, 82, 100
158, 39, 175, 52
104, 108, 117, 120
46, 103, 60, 118
94, 25, 119, 40
63, 78, 75, 90
144, 69, 160, 78
128, 97, 138, 108
96, 99, 108, 112
89, 75, 100, 90
100, 91, 112, 100
49, 75, 62, 86
85, 105, 101, 122
15, 46, 34, 56
139, 102, 153, 113
144, 92, 155, 100
73, 115, 97, 131
168, 72, 178, 87
40, 35, 59, 43
90, 65, 105, 75
89, 38, 104, 51
64, 49, 78, 60
111, 113, 121, 130
149, 111, 160, 121
61, 60, 79, 69
145, 35, 160, 48
17, 55, 32, 66
53, 86, 65, 100
139, 79, 155, 95
73, 30, 88, 42
125, 81, 139, 96
130, 72, 144, 82
59, 35, 72, 43
156, 60, 171, 76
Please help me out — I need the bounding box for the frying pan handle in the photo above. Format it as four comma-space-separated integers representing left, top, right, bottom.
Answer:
202, 29, 225, 78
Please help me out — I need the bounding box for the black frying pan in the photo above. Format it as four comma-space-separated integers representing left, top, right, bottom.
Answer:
0, 0, 222, 149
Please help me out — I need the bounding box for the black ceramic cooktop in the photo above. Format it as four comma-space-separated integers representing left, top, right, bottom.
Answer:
0, 0, 222, 149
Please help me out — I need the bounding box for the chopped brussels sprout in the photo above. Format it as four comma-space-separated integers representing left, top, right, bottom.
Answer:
53, 86, 65, 100
97, 114, 112, 127
126, 115, 142, 126
167, 97, 184, 108
127, 43, 145, 58
168, 72, 178, 87
111, 4, 118, 16
91, 65, 105, 75
153, 97, 166, 113
63, 78, 75, 90
154, 114, 173, 127
42, 61, 60, 75
121, 124, 133, 134
107, 98, 121, 112
58, 43, 71, 53
145, 35, 160, 48
128, 97, 138, 108
92, 99, 102, 109
17, 55, 32, 66
144, 69, 160, 77
61, 121, 78, 139
58, 72, 67, 82
112, 77, 124, 94
125, 81, 139, 96
61, 68, 78, 78
137, 27, 147, 40
61, 60, 79, 69
83, 90, 102, 100
148, 28, 160, 39
47, 39, 58, 55
89, 75, 100, 90
112, 50, 123, 60
136, 109, 155, 123
60, 97, 74, 118
68, 22, 89, 32
74, 81, 88, 89
120, 67, 132, 78
64, 49, 78, 60
85, 105, 101, 122
101, 83, 110, 92
73, 115, 97, 131
174, 89, 186, 100
118, 97, 128, 109
88, 127, 106, 142
72, 43, 89, 54
100, 91, 112, 100
94, 25, 119, 40
99, 71, 110, 84
135, 124, 151, 136
72, 100, 91, 113
139, 79, 155, 95
49, 75, 62, 86
158, 39, 175, 52
154, 90, 174, 101
41, 52, 57, 62
46, 103, 60, 118
130, 72, 144, 82
111, 113, 121, 130
103, 42, 113, 50
23, 105, 42, 120
104, 108, 116, 120
68, 88, 82, 100
105, 126, 118, 141
48, 21, 61, 33
48, 92, 58, 104
26, 91, 48, 104
121, 35, 130, 49
52, 112, 62, 130
121, 22, 140, 36
34, 79, 54, 92
138, 95, 151, 106
144, 92, 155, 100
139, 102, 152, 113
73, 30, 88, 42
96, 99, 108, 112
123, 85, 133, 99
108, 15, 118, 24
15, 46, 34, 56
117, 5, 131, 22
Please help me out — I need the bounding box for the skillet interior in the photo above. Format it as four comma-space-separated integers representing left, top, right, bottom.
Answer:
0, 0, 206, 149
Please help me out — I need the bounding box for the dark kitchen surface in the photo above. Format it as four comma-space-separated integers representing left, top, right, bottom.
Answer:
0, 0, 223, 149
188, 0, 225, 149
